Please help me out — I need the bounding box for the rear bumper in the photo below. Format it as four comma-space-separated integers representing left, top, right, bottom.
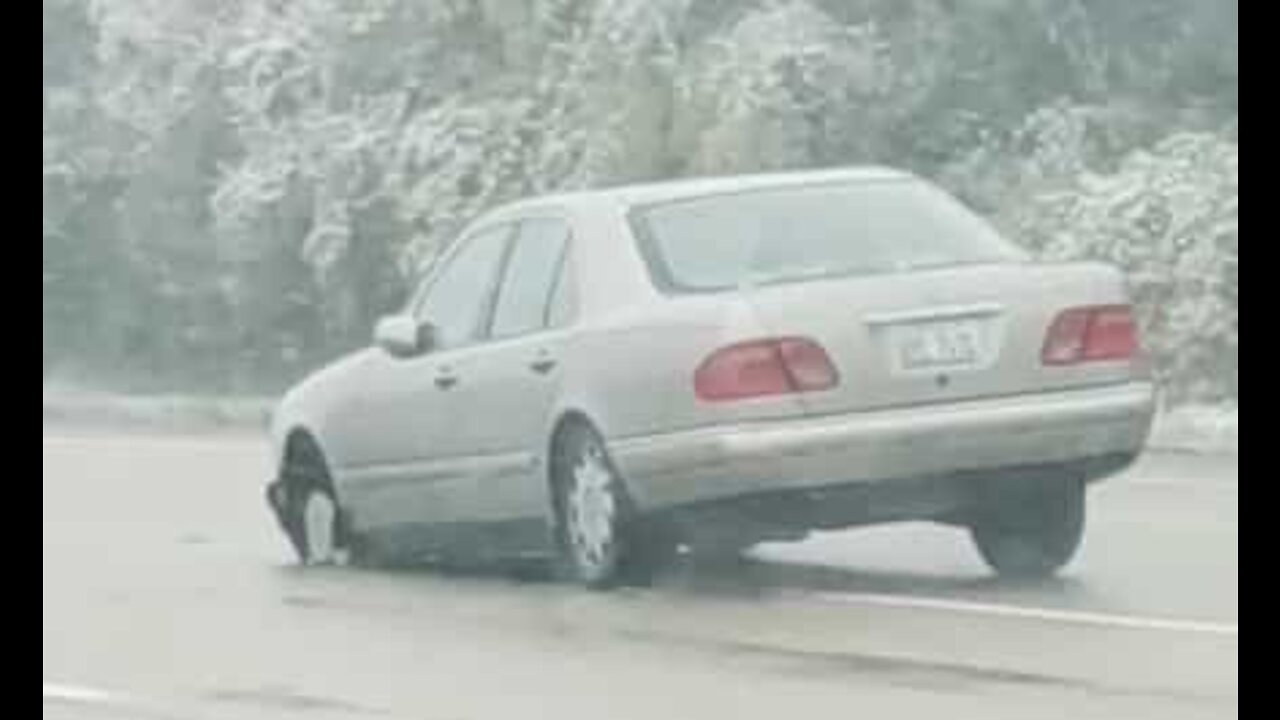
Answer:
611, 381, 1156, 515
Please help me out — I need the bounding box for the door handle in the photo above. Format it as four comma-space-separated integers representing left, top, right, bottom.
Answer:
434, 371, 459, 390
529, 357, 557, 375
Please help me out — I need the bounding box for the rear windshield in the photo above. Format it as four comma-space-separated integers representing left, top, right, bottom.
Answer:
629, 180, 1025, 293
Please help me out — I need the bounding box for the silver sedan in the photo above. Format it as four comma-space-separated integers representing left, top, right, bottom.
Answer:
265, 167, 1156, 588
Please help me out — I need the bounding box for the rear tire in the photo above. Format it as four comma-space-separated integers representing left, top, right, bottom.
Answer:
550, 422, 670, 589
968, 475, 1085, 579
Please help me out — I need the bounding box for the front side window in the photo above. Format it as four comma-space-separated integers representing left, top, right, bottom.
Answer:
413, 224, 512, 349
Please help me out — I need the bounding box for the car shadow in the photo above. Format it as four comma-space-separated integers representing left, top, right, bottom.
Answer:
271, 539, 1086, 606
648, 551, 1081, 601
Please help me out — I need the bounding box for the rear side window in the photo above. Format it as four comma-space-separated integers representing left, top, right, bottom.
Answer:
546, 251, 576, 329
629, 180, 1025, 293
489, 218, 571, 339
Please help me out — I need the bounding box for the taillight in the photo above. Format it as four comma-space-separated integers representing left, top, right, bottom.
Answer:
1084, 306, 1140, 360
1042, 305, 1139, 366
695, 337, 838, 402
1042, 309, 1091, 365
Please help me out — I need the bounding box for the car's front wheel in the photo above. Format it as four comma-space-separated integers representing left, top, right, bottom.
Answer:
268, 434, 363, 567
968, 475, 1085, 578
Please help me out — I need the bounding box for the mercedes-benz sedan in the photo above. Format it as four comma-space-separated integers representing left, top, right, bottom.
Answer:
266, 167, 1156, 588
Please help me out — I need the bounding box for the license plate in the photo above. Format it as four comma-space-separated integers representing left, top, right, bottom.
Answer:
891, 320, 986, 373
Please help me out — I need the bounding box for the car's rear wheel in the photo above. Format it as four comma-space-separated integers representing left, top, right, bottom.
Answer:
551, 422, 667, 588
968, 475, 1085, 578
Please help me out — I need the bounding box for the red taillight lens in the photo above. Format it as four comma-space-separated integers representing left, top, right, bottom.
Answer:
695, 341, 792, 401
1082, 305, 1139, 361
1042, 305, 1139, 366
695, 337, 838, 402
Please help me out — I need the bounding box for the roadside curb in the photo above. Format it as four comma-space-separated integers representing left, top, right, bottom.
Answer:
42, 393, 274, 432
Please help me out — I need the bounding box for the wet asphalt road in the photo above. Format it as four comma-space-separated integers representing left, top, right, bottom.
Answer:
43, 429, 1237, 719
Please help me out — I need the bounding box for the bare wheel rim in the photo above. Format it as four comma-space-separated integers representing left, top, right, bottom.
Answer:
302, 489, 338, 565
565, 438, 617, 577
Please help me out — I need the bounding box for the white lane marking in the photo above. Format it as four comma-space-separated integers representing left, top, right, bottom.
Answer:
1124, 477, 1238, 490
798, 591, 1239, 637
43, 682, 118, 704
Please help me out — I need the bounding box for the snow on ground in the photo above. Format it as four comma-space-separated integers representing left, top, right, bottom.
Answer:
1147, 402, 1238, 455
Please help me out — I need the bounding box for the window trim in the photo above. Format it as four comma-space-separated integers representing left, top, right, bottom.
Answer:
542, 241, 575, 330
407, 221, 518, 351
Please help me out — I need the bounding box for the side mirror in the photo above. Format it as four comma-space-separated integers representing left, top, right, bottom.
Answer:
373, 315, 434, 358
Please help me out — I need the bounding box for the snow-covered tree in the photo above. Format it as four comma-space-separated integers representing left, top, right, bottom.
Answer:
672, 0, 887, 174
42, 0, 1239, 397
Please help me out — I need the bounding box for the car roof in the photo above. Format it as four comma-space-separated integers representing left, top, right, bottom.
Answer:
487, 166, 914, 220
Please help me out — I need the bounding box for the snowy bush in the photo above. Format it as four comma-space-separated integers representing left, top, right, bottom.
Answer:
1010, 132, 1238, 402
43, 0, 1238, 397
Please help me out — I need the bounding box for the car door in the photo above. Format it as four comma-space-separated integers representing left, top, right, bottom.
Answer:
452, 217, 574, 525
349, 222, 515, 531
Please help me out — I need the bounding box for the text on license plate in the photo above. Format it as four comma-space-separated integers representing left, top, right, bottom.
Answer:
892, 320, 987, 372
